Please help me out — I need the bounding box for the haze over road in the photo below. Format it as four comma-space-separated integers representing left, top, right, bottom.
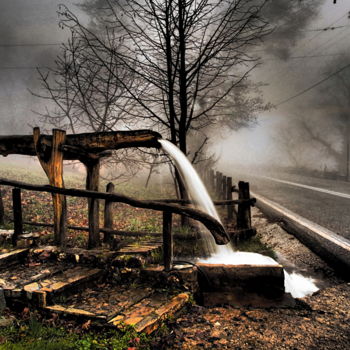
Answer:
242, 173, 350, 240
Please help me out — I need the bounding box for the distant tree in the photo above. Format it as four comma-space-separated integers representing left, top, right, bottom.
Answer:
277, 55, 350, 180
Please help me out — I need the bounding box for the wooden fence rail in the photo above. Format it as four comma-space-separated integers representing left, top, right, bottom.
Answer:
0, 167, 256, 266
0, 177, 229, 271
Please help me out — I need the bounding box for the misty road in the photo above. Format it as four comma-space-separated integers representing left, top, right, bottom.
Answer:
244, 173, 350, 240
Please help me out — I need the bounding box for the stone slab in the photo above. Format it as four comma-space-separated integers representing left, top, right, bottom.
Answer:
196, 263, 285, 298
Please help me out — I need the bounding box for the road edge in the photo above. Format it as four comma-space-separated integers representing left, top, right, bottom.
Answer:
252, 192, 350, 280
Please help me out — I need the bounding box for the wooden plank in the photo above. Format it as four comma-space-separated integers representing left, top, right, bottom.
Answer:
24, 267, 102, 295
162, 211, 173, 271
45, 305, 106, 319
109, 293, 189, 334
12, 188, 23, 246
0, 248, 29, 268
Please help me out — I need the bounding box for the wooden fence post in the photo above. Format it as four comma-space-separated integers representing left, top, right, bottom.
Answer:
226, 177, 233, 222
237, 181, 252, 231
33, 128, 67, 247
84, 158, 100, 249
162, 211, 173, 271
0, 187, 4, 225
103, 182, 114, 243
12, 188, 23, 246
209, 169, 215, 193
216, 172, 222, 199
222, 176, 227, 200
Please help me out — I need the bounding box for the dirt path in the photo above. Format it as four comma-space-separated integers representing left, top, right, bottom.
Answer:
158, 207, 350, 350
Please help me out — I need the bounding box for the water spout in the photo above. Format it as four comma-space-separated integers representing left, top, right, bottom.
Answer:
160, 139, 319, 298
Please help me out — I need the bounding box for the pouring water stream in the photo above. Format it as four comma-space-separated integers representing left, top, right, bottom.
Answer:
160, 139, 318, 298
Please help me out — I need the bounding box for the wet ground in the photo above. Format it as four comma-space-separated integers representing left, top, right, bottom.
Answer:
156, 207, 350, 350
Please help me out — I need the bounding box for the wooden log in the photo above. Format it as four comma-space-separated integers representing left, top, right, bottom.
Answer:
0, 177, 229, 245
103, 182, 115, 243
12, 188, 23, 246
0, 186, 4, 225
226, 177, 234, 222
84, 158, 100, 249
162, 211, 173, 271
33, 128, 67, 247
0, 130, 161, 159
237, 181, 252, 231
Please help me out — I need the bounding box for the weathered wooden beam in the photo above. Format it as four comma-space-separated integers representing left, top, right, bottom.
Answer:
0, 130, 161, 159
83, 158, 100, 249
162, 211, 173, 271
12, 188, 23, 246
103, 182, 115, 243
33, 128, 67, 247
0, 178, 229, 245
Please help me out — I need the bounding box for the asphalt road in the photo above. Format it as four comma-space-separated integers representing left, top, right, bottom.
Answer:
241, 172, 350, 240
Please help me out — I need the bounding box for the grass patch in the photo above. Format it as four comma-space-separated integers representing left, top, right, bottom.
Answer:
0, 317, 153, 350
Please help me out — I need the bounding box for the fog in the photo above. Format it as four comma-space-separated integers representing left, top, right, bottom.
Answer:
215, 0, 350, 178
0, 0, 349, 178
0, 0, 85, 134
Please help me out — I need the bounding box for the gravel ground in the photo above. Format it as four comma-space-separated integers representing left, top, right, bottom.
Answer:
158, 207, 350, 350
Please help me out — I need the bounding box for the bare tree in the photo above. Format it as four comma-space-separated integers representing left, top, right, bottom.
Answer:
48, 0, 270, 196
33, 28, 152, 181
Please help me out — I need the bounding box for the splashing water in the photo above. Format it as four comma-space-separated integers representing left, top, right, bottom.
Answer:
160, 139, 318, 298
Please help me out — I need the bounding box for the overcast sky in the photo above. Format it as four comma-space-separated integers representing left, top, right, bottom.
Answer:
0, 0, 84, 134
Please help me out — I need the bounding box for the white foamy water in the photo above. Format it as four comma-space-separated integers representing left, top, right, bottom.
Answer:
160, 139, 319, 298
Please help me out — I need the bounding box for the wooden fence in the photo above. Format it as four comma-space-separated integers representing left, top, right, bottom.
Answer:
0, 178, 230, 271
0, 169, 256, 267
198, 167, 256, 239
